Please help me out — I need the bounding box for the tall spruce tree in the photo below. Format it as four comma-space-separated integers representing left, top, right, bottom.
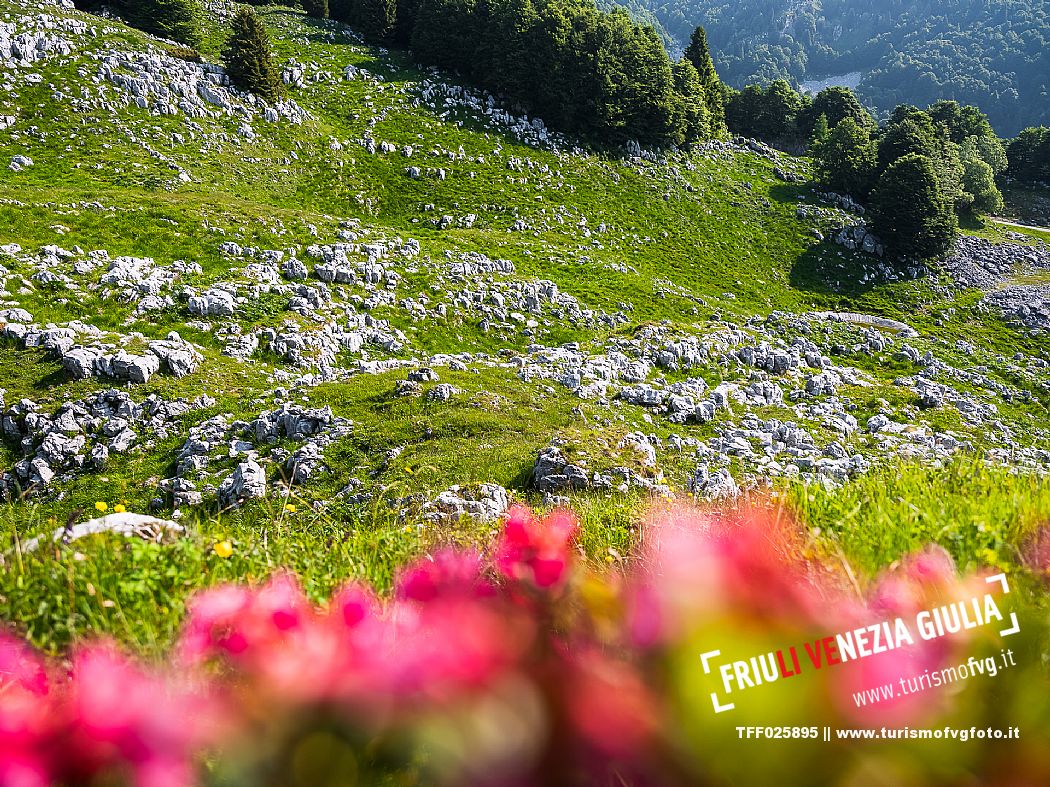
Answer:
809, 113, 830, 148
672, 58, 710, 142
150, 0, 202, 45
605, 11, 683, 147
351, 0, 398, 40
683, 26, 724, 133
759, 79, 801, 140
474, 0, 541, 106
223, 8, 283, 103
393, 0, 422, 43
329, 0, 353, 21
870, 153, 957, 259
411, 0, 478, 73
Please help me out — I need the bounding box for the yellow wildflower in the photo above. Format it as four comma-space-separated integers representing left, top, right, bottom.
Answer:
213, 540, 233, 559
94, 501, 108, 512
113, 504, 126, 514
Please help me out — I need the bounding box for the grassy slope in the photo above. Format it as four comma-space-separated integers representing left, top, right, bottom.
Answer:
0, 2, 1048, 652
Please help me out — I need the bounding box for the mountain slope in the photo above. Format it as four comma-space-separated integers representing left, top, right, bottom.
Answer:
1, 0, 1050, 648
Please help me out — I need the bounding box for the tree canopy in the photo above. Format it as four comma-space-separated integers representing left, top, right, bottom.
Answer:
870, 153, 958, 260
223, 7, 283, 103
612, 0, 1050, 136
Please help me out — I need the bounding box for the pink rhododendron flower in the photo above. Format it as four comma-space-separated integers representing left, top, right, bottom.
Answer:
867, 573, 925, 618
177, 572, 311, 668
1, 502, 1045, 786
0, 634, 52, 787
495, 505, 577, 589
176, 583, 254, 664
564, 649, 659, 759
903, 544, 957, 589
629, 502, 848, 645
61, 642, 221, 787
396, 548, 494, 602
330, 583, 377, 629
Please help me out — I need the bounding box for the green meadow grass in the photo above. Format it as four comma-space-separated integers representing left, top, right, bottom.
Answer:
0, 1, 1048, 654
4, 457, 1049, 655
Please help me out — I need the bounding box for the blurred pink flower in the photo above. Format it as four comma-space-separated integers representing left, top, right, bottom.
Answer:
629, 502, 848, 645
1, 502, 1043, 786
495, 505, 577, 590
867, 573, 924, 618
176, 583, 254, 664
0, 634, 52, 787
61, 642, 221, 787
329, 583, 377, 629
903, 544, 956, 588
396, 548, 494, 602
177, 572, 311, 668
565, 649, 658, 759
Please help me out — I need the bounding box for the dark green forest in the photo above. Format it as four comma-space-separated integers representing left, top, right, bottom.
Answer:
619, 0, 1049, 136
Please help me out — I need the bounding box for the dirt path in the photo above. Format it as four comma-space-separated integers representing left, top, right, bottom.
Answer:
990, 217, 1050, 234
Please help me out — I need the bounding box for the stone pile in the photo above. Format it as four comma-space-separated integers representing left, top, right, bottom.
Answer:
942, 236, 1050, 290
165, 403, 354, 509
0, 390, 212, 497
832, 225, 884, 257
984, 286, 1050, 334
417, 484, 510, 524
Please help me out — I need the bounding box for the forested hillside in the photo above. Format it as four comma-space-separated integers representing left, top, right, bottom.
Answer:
625, 0, 1049, 135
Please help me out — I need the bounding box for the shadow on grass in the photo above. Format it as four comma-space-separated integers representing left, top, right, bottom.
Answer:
32, 368, 69, 391
509, 458, 535, 492
767, 182, 810, 205
787, 242, 884, 300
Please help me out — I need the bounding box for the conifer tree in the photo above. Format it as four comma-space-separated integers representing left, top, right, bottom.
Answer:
329, 0, 353, 21
672, 58, 709, 142
151, 0, 202, 46
393, 0, 422, 43
352, 0, 398, 40
684, 26, 724, 133
809, 113, 830, 148
411, 0, 478, 73
223, 8, 283, 103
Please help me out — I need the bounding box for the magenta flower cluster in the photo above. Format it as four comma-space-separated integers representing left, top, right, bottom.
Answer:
0, 504, 1041, 786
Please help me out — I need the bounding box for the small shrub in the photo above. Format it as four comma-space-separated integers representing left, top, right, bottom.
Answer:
164, 44, 202, 62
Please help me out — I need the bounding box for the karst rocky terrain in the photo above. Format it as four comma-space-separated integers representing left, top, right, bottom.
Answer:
1, 0, 1049, 530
